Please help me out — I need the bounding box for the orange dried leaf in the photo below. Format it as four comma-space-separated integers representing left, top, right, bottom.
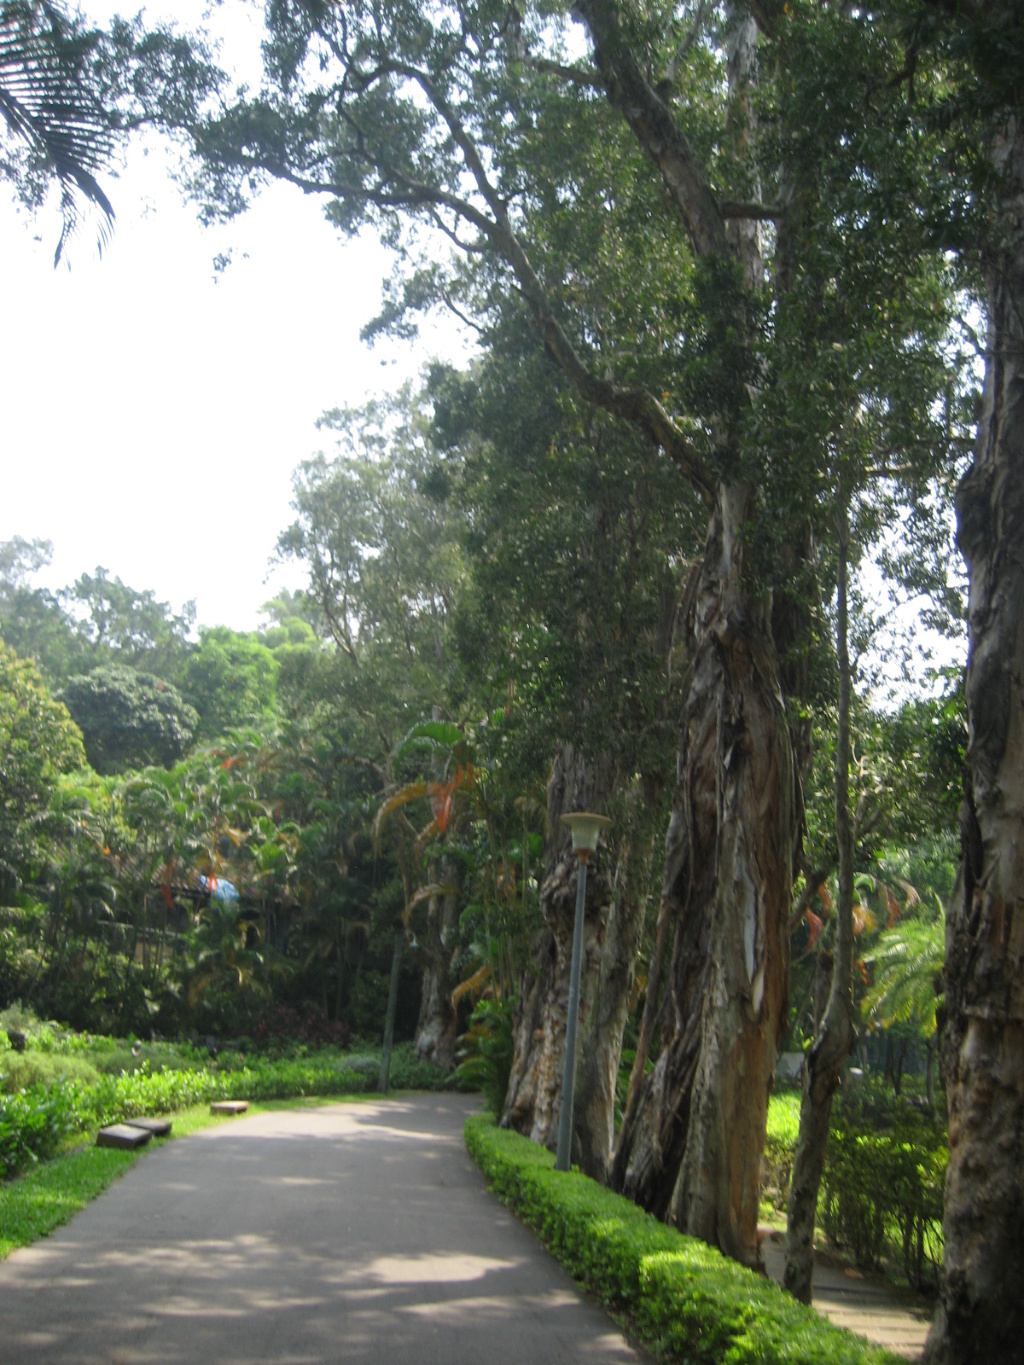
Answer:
852, 902, 876, 936
884, 886, 900, 927
806, 909, 824, 948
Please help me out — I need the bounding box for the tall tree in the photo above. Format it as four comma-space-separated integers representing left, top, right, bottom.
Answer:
182, 627, 279, 743
0, 638, 85, 891
60, 665, 197, 774
431, 338, 697, 1175
69, 568, 196, 680
280, 387, 470, 1062
147, 0, 962, 1265
168, 0, 800, 1265
898, 3, 1024, 1359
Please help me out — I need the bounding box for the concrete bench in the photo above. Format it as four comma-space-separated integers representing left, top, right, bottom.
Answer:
96, 1124, 153, 1151
210, 1100, 249, 1116
125, 1117, 173, 1138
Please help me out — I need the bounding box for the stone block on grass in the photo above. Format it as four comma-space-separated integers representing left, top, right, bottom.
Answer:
210, 1100, 250, 1115
96, 1124, 153, 1151
126, 1117, 173, 1138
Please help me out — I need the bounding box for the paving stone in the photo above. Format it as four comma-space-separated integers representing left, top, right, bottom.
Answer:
210, 1100, 250, 1115
760, 1229, 932, 1360
96, 1124, 153, 1151
125, 1117, 173, 1137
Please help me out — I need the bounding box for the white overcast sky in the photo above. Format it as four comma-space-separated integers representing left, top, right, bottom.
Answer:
1, 1, 465, 631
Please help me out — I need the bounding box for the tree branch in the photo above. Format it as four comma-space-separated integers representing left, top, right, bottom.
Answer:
720, 199, 780, 221
572, 0, 729, 260
528, 56, 603, 89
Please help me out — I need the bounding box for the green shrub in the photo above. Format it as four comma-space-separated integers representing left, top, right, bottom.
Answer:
452, 998, 514, 1113
386, 1042, 452, 1092
0, 1050, 102, 1094
465, 1115, 902, 1365
821, 1112, 946, 1290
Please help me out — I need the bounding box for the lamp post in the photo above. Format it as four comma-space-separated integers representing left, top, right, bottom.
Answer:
555, 811, 611, 1173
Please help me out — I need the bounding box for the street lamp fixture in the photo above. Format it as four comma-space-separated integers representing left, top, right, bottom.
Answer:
561, 811, 612, 862
555, 811, 611, 1172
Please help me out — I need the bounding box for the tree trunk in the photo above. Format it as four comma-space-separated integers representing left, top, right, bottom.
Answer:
612, 861, 676, 1186
414, 859, 460, 1070
378, 933, 403, 1094
611, 488, 797, 1267
784, 498, 858, 1303
573, 813, 651, 1180
501, 746, 615, 1166
925, 108, 1024, 1365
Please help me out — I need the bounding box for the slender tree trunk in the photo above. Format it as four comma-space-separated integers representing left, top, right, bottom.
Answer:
925, 1038, 936, 1112
334, 917, 347, 1022
501, 746, 615, 1162
586, 6, 799, 1266
414, 866, 460, 1070
611, 487, 797, 1267
784, 497, 858, 1303
378, 933, 403, 1094
925, 107, 1024, 1365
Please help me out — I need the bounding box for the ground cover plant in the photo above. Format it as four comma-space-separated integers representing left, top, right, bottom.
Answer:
465, 1114, 901, 1365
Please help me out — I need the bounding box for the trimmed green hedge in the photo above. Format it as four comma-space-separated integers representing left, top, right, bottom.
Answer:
464, 1115, 902, 1365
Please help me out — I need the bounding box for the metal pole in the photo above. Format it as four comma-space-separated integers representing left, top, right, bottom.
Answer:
555, 854, 588, 1172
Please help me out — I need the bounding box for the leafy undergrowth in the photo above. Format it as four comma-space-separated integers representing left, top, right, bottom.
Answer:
465, 1115, 903, 1365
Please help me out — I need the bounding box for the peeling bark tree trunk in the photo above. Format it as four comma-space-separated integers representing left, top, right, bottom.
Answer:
613, 865, 676, 1181
611, 489, 797, 1268
578, 2, 799, 1266
574, 813, 651, 1180
414, 859, 460, 1070
784, 499, 857, 1304
501, 746, 616, 1168
925, 109, 1024, 1365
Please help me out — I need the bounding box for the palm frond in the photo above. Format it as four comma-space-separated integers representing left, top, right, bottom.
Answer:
1, 0, 115, 262
861, 915, 944, 1036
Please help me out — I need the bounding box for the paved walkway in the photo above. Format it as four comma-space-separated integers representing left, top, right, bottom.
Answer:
0, 1096, 641, 1365
760, 1230, 934, 1359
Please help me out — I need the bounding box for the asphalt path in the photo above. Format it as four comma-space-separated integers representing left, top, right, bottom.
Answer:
0, 1095, 641, 1365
